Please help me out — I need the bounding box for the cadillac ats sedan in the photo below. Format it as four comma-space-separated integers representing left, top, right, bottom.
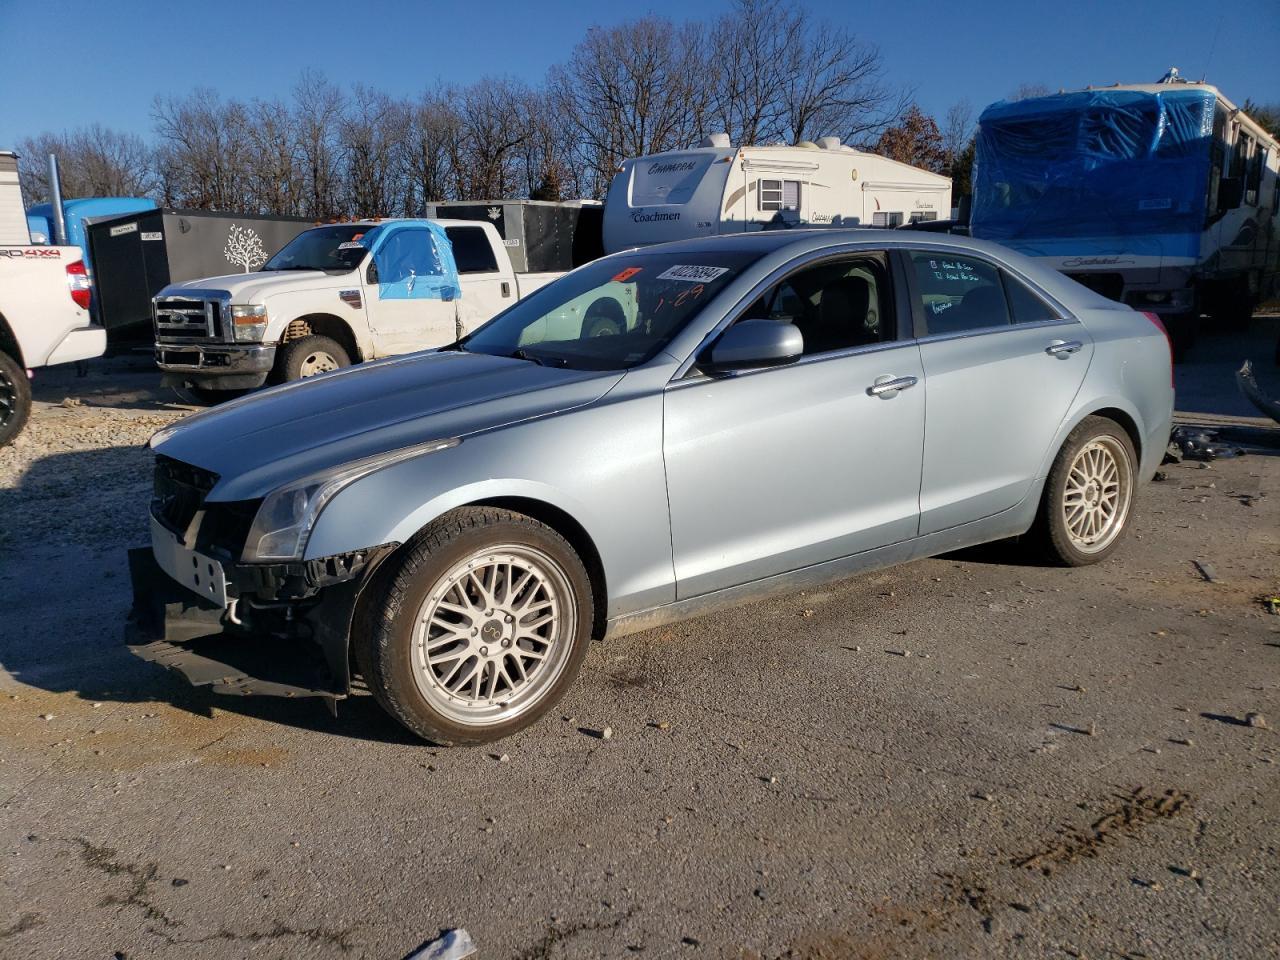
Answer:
128, 230, 1174, 744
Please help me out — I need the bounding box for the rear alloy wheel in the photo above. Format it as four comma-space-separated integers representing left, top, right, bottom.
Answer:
278, 334, 350, 382
0, 350, 31, 447
1035, 416, 1136, 565
356, 507, 594, 745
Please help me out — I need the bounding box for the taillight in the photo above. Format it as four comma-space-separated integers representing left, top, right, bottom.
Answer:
66, 260, 92, 310
1141, 311, 1174, 387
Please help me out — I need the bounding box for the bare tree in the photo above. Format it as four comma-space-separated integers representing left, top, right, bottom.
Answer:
153, 88, 252, 210
339, 85, 408, 217
1009, 83, 1052, 101
448, 78, 533, 200
942, 100, 974, 159
549, 17, 706, 195
292, 70, 344, 219
403, 89, 460, 212
777, 9, 903, 145
243, 98, 301, 215
17, 125, 156, 203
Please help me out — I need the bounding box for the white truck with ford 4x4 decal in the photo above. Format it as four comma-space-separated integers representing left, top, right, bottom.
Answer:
0, 151, 106, 445
152, 218, 635, 398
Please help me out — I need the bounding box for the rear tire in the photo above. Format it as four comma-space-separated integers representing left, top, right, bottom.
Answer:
1032, 416, 1137, 566
0, 350, 31, 447
278, 334, 350, 382
355, 507, 594, 745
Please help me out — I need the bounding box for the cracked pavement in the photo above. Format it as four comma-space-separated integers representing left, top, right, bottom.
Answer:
2, 323, 1279, 959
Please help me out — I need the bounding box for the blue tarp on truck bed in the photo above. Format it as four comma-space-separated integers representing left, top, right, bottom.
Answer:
972, 87, 1216, 251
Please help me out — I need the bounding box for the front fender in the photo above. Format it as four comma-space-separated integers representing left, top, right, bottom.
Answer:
303, 392, 676, 619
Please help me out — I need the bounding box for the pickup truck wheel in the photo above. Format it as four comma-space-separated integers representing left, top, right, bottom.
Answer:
1032, 416, 1136, 566
0, 350, 31, 447
356, 507, 594, 745
279, 335, 350, 381
171, 385, 248, 406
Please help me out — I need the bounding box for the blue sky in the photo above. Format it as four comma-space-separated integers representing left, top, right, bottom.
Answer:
1, 0, 1277, 145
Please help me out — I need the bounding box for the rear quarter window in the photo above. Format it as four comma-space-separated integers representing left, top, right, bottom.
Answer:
1001, 271, 1061, 324
445, 226, 500, 274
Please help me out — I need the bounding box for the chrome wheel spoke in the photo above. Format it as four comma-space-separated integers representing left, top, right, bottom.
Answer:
1061, 437, 1132, 553
412, 545, 574, 726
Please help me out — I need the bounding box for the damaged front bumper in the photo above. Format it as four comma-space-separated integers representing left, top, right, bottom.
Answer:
125, 535, 395, 709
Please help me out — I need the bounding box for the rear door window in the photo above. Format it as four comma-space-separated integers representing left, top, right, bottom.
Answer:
910, 252, 1011, 335
445, 226, 500, 274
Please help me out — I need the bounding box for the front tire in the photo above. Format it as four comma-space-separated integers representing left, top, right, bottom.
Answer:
1033, 416, 1137, 566
0, 350, 31, 447
278, 334, 350, 382
355, 507, 594, 745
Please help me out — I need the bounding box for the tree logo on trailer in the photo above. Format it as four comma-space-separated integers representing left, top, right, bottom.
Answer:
224, 225, 267, 273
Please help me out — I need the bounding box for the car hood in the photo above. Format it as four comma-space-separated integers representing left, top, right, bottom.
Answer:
159, 269, 356, 302
152, 351, 624, 501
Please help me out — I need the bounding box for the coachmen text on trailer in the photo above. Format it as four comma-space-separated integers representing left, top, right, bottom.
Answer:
970, 74, 1279, 351
603, 134, 952, 253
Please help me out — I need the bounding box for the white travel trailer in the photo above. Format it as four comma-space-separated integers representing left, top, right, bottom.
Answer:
603, 135, 952, 253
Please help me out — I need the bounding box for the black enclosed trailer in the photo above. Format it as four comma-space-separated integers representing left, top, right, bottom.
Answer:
86, 208, 315, 345
424, 200, 603, 273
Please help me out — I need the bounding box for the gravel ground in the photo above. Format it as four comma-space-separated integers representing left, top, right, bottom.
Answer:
1, 325, 1278, 960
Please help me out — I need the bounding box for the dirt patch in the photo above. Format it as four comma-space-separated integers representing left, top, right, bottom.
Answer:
1011, 786, 1191, 875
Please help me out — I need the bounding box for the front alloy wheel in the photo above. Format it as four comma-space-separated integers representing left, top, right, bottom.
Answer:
356, 507, 594, 745
411, 546, 577, 727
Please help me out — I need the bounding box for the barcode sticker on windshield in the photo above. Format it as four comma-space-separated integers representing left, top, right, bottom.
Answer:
657, 264, 729, 283
338, 241, 364, 250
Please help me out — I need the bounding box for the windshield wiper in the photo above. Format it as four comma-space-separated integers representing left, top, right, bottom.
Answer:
507, 348, 545, 366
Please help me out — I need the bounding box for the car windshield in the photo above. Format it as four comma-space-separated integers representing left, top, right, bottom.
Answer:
262, 224, 370, 273
459, 250, 763, 370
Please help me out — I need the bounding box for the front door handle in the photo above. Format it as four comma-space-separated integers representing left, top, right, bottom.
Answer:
1045, 339, 1083, 358
867, 374, 919, 398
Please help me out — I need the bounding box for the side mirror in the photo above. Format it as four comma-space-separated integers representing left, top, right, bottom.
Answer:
1218, 176, 1244, 211
702, 320, 803, 373
366, 260, 379, 285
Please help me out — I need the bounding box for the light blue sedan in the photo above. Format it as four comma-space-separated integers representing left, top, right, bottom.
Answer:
128, 230, 1174, 744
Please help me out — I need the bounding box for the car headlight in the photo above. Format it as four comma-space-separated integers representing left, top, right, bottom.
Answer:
242, 437, 460, 561
231, 304, 268, 342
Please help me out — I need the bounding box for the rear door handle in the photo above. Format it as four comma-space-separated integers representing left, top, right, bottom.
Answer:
867, 375, 919, 398
1045, 339, 1083, 358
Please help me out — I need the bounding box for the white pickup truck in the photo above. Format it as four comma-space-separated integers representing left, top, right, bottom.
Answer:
152, 218, 632, 397
0, 244, 106, 445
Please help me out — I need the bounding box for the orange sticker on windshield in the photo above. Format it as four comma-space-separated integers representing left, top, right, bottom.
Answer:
612, 267, 643, 282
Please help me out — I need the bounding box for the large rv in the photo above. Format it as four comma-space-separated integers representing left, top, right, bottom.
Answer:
603, 135, 952, 253
970, 77, 1279, 349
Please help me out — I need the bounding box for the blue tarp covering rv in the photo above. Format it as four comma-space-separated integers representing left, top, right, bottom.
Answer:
971, 87, 1216, 258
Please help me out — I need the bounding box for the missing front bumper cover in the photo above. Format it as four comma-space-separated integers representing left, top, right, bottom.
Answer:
125, 547, 354, 705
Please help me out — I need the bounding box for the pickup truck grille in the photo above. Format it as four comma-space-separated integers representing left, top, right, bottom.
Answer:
154, 297, 222, 343
152, 455, 218, 537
